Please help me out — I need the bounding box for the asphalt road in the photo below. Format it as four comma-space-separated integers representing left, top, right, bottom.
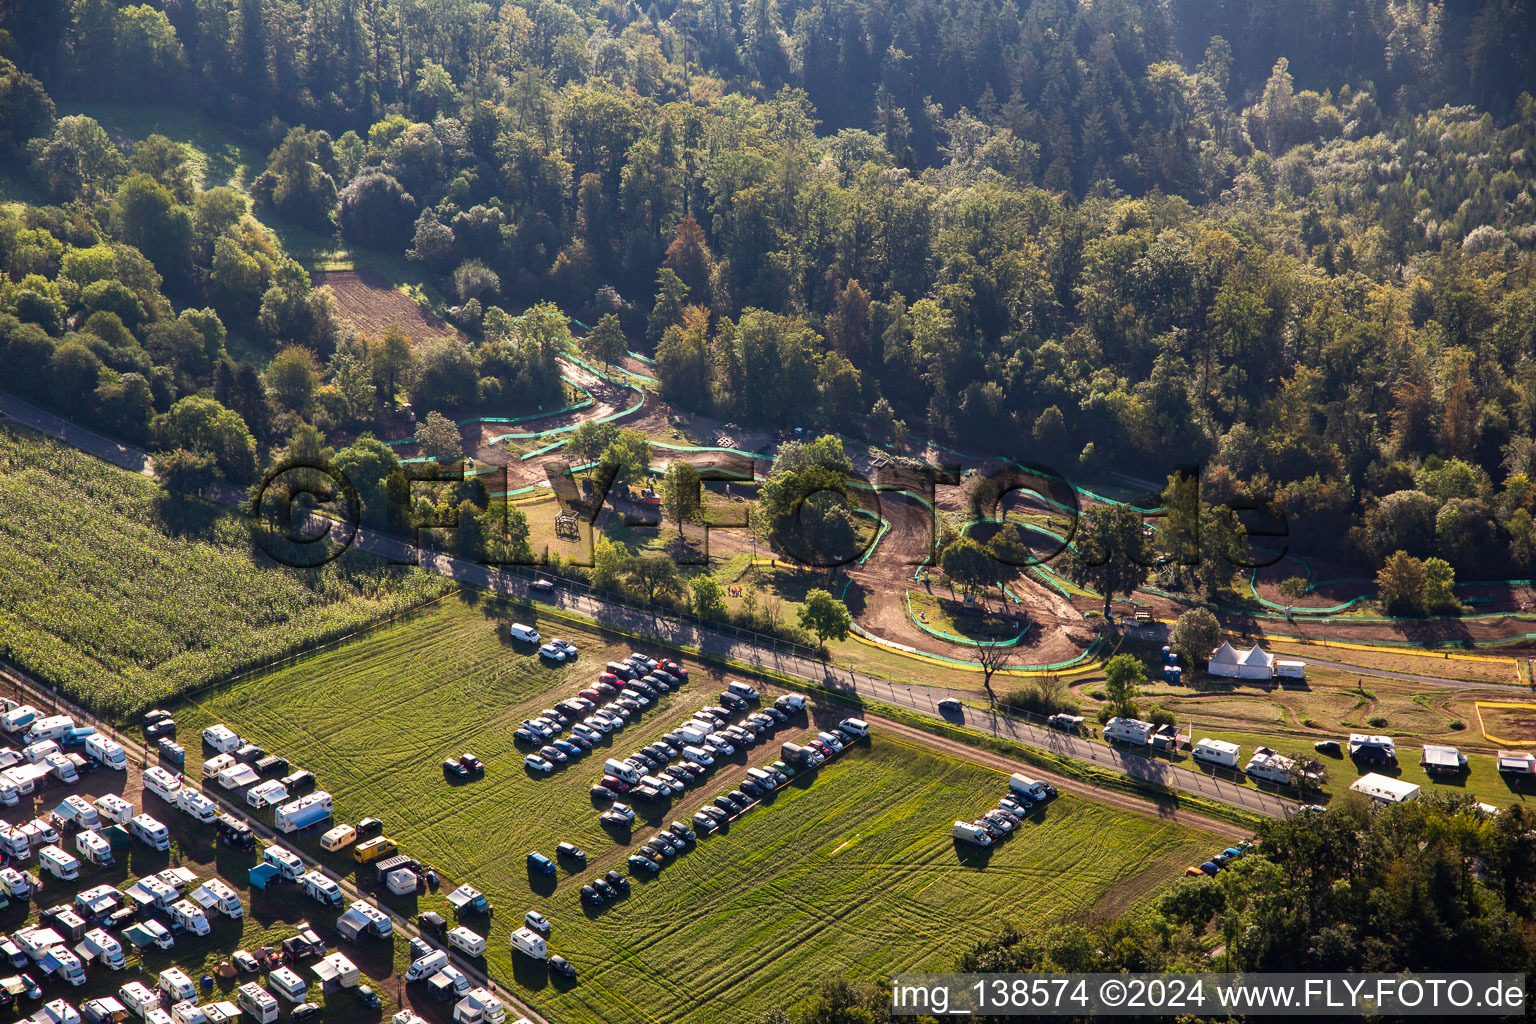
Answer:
1, 390, 1300, 820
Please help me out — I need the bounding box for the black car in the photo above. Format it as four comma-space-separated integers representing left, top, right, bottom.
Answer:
704, 705, 734, 722
292, 1005, 323, 1022
444, 759, 471, 778
660, 731, 686, 747
142, 708, 172, 727
629, 752, 658, 772
145, 719, 176, 740
647, 677, 671, 694
739, 778, 764, 797
418, 911, 447, 936
539, 745, 568, 764
605, 869, 629, 893
590, 785, 617, 802
281, 769, 316, 792
699, 805, 728, 824
682, 761, 707, 775
765, 707, 788, 723
550, 954, 577, 979
652, 670, 677, 686
728, 789, 751, 805
514, 728, 538, 745
356, 817, 384, 840
667, 821, 696, 842
592, 878, 618, 900
719, 692, 749, 711
713, 796, 740, 814
580, 884, 604, 906
646, 837, 676, 860
568, 735, 593, 753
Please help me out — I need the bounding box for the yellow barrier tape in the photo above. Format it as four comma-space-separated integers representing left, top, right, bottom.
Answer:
1474, 701, 1536, 747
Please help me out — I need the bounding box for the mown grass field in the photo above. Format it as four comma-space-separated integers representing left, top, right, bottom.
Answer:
169, 595, 1210, 1024
0, 424, 450, 719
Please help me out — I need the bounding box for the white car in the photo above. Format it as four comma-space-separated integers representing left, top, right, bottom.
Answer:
523, 755, 554, 774
583, 716, 614, 735
704, 735, 735, 756
538, 643, 568, 662
571, 724, 603, 743
524, 910, 551, 933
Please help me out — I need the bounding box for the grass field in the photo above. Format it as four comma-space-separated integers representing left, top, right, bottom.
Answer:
167, 595, 1210, 1024
0, 424, 450, 719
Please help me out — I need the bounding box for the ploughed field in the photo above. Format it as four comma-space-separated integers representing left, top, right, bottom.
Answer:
169, 594, 1209, 1024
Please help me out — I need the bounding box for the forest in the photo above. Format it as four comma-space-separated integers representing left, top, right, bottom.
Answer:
2, 0, 1535, 579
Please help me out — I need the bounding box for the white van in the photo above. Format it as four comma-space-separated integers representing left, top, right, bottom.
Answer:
603, 758, 641, 785
447, 925, 486, 957
84, 733, 127, 770
159, 968, 196, 1005
170, 900, 211, 936
235, 982, 280, 1024
202, 725, 240, 754
94, 793, 134, 825
838, 717, 869, 737
175, 788, 217, 823
726, 680, 760, 702
200, 753, 236, 780
39, 844, 81, 881
952, 821, 993, 846
406, 948, 449, 981
1008, 773, 1048, 802
508, 622, 541, 643
143, 766, 182, 802
266, 966, 307, 1003
131, 813, 171, 851
24, 714, 75, 745
682, 744, 714, 766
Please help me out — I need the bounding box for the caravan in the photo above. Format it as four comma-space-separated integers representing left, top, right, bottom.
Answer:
201, 725, 240, 754
0, 704, 40, 735
266, 966, 307, 1003
1192, 738, 1241, 769
447, 926, 486, 957
336, 899, 393, 941
453, 988, 507, 1024
274, 791, 332, 833
509, 927, 547, 960
245, 780, 288, 809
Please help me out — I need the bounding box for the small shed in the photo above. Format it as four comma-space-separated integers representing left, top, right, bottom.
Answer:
311, 951, 360, 988
386, 868, 419, 896
1497, 750, 1536, 774
1350, 772, 1421, 804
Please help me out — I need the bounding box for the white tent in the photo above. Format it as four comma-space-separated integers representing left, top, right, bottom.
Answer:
1350, 772, 1420, 804
1207, 642, 1242, 677
1209, 642, 1275, 679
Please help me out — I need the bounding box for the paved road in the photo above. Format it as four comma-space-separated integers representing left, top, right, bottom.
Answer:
2, 390, 1299, 820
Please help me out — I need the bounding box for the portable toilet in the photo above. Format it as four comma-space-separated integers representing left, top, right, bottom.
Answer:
1161, 645, 1171, 664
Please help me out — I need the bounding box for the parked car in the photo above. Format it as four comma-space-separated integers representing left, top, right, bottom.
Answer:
592, 878, 617, 900
524, 911, 550, 934
605, 869, 629, 894
938, 698, 963, 713
627, 854, 660, 873
550, 954, 577, 979
580, 885, 603, 906
590, 785, 617, 803
556, 841, 586, 864
539, 745, 568, 765
524, 755, 554, 774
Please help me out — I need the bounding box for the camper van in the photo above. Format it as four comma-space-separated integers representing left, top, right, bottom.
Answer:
1245, 747, 1303, 785
45, 751, 80, 783
74, 829, 114, 868
261, 845, 304, 880
43, 947, 88, 987
0, 775, 18, 806
84, 734, 127, 771
235, 983, 279, 1024
353, 836, 398, 863
1192, 738, 1241, 769
603, 758, 641, 785
159, 968, 197, 1005
143, 766, 182, 802
24, 715, 75, 745
1, 705, 40, 735
509, 927, 547, 960
952, 821, 993, 846
201, 725, 240, 754
191, 879, 243, 918
169, 900, 211, 936
274, 792, 332, 833
336, 899, 393, 941
94, 794, 133, 826
117, 982, 160, 1019
447, 926, 486, 957
175, 788, 217, 823
300, 871, 343, 907
131, 814, 171, 851
266, 966, 307, 1003
39, 844, 81, 881
80, 928, 126, 970
55, 795, 101, 830
320, 824, 357, 852
406, 949, 449, 982
1103, 717, 1155, 745
453, 988, 507, 1024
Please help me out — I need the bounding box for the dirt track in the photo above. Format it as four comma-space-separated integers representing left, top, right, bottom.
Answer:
313, 268, 460, 341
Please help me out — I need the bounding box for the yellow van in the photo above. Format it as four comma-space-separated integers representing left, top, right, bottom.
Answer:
352, 836, 397, 863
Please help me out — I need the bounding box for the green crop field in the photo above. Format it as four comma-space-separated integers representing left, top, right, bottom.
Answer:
169, 594, 1212, 1024
0, 423, 450, 718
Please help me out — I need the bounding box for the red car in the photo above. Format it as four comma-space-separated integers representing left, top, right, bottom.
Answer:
601, 775, 632, 793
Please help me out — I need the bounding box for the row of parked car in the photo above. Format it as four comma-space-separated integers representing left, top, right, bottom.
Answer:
520, 653, 690, 775
952, 772, 1059, 847
1183, 842, 1253, 878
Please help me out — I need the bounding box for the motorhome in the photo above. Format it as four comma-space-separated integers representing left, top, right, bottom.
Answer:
453, 988, 507, 1024
39, 845, 81, 881
24, 715, 75, 745
1, 866, 33, 897
1103, 717, 1154, 745
41, 947, 88, 987
2, 762, 48, 796
0, 775, 18, 806
175, 788, 217, 823
405, 949, 449, 982
190, 879, 243, 918
74, 884, 120, 922
94, 794, 133, 825
336, 900, 393, 941
261, 845, 304, 880
311, 951, 361, 988
45, 751, 80, 783
84, 734, 127, 771
142, 766, 182, 802
235, 983, 280, 1024
75, 829, 114, 868
1, 705, 40, 735
130, 814, 171, 851
78, 928, 126, 970
125, 875, 179, 911
201, 725, 240, 754
952, 821, 993, 846
1192, 738, 1241, 769
117, 982, 160, 1019
447, 926, 486, 957
301, 871, 343, 907
159, 968, 197, 1005
169, 900, 211, 936
274, 792, 332, 833
509, 927, 548, 960
55, 795, 101, 830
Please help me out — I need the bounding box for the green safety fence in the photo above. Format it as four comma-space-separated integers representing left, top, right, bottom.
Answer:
904, 591, 1031, 648
382, 379, 597, 448
628, 349, 657, 365
489, 386, 646, 445
848, 618, 1107, 671
852, 508, 891, 566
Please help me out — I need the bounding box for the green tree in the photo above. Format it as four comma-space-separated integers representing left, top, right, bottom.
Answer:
660, 459, 702, 535
1102, 654, 1146, 719
599, 429, 653, 492
592, 538, 625, 591
1376, 550, 1427, 615
690, 574, 727, 618
1168, 607, 1221, 670
798, 589, 852, 649
586, 313, 627, 368
648, 267, 689, 344
940, 537, 998, 595
373, 327, 413, 407
417, 411, 462, 464
152, 395, 256, 482
1278, 577, 1308, 603
565, 419, 620, 463
1065, 504, 1153, 618
332, 434, 410, 531
1423, 557, 1456, 612
623, 554, 685, 604
263, 345, 322, 416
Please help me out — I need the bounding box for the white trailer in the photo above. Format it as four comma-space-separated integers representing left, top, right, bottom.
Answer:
509, 926, 547, 960
202, 725, 241, 754
1192, 738, 1241, 769
453, 988, 507, 1024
